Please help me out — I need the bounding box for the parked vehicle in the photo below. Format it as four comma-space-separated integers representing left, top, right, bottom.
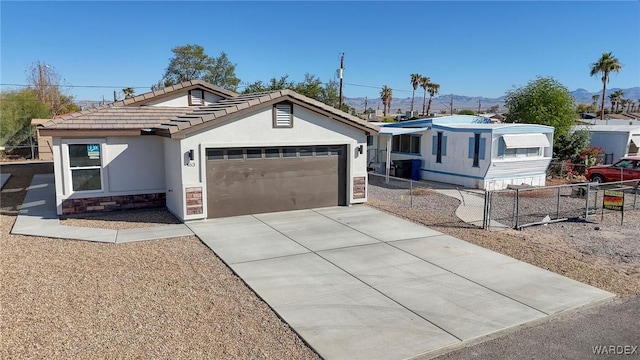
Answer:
586, 156, 640, 183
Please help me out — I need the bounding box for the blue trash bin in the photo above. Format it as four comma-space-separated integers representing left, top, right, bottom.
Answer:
410, 159, 422, 180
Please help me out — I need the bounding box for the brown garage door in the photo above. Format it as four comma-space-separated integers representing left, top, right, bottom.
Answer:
206, 146, 347, 218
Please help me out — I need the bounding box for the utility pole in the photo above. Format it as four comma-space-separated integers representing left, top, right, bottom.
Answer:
450, 94, 454, 115
338, 53, 344, 109
478, 99, 481, 114
364, 96, 368, 114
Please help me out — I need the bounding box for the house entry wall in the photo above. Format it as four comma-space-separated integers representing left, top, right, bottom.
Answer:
205, 145, 346, 218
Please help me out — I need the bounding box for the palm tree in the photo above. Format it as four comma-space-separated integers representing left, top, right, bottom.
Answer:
425, 82, 440, 116
609, 93, 618, 113
591, 94, 599, 109
420, 75, 431, 115
122, 87, 135, 99
590, 52, 623, 120
619, 99, 629, 113
380, 85, 393, 117
614, 90, 624, 112
410, 73, 421, 114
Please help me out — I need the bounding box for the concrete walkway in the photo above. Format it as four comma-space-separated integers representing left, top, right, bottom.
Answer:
11, 174, 193, 243
0, 172, 11, 189
434, 189, 509, 230
188, 206, 614, 360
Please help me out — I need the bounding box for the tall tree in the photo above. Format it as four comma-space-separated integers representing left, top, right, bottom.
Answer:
153, 44, 240, 91
590, 52, 623, 120
26, 61, 79, 116
0, 89, 51, 146
122, 87, 135, 99
410, 73, 421, 113
426, 82, 440, 116
504, 76, 576, 141
380, 85, 392, 116
591, 94, 599, 110
420, 76, 430, 115
610, 89, 624, 112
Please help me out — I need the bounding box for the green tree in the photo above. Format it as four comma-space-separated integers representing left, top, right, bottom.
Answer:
591, 94, 599, 110
0, 89, 51, 146
241, 74, 345, 111
609, 89, 624, 112
153, 44, 240, 91
458, 109, 475, 115
590, 52, 623, 120
553, 129, 591, 161
409, 73, 421, 113
122, 87, 135, 99
504, 76, 576, 140
420, 76, 430, 115
487, 104, 500, 113
426, 82, 440, 116
380, 85, 392, 116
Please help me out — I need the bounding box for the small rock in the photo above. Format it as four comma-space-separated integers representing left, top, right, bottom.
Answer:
594, 226, 600, 230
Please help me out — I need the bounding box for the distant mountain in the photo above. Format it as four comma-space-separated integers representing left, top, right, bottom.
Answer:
344, 87, 640, 114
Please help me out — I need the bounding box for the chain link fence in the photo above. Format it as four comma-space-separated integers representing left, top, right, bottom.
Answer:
485, 180, 639, 230
367, 172, 486, 227
368, 172, 639, 231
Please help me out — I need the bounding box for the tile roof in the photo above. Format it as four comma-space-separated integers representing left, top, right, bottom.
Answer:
40, 107, 195, 130
39, 81, 378, 136
155, 89, 379, 136
115, 79, 237, 107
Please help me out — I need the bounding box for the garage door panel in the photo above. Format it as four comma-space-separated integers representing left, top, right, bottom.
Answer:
207, 147, 346, 218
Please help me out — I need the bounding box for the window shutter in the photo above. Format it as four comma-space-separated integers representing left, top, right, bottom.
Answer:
275, 104, 292, 127
442, 136, 447, 156
432, 135, 438, 155
498, 137, 505, 156
468, 137, 475, 159
479, 138, 486, 160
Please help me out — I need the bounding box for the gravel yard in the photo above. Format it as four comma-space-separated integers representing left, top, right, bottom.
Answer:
61, 208, 182, 230
0, 162, 319, 360
368, 177, 640, 297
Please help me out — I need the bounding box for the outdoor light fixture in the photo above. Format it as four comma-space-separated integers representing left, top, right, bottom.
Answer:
188, 149, 195, 161
357, 145, 363, 154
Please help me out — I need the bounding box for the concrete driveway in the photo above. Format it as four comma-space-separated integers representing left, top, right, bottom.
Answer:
187, 206, 613, 360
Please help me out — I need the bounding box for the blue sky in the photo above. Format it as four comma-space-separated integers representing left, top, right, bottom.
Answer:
1, 1, 638, 102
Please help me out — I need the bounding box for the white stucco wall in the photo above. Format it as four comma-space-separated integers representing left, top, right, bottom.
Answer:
163, 138, 184, 219
174, 105, 369, 220
143, 90, 224, 107
52, 136, 166, 215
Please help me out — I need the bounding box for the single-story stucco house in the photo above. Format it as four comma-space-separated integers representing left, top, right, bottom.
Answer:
368, 115, 554, 190
37, 80, 378, 220
572, 124, 640, 163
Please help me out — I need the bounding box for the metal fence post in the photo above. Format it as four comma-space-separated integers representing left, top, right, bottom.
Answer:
513, 189, 520, 229
585, 183, 591, 219
556, 187, 560, 220
410, 179, 413, 208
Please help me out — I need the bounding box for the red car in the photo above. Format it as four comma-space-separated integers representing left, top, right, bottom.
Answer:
586, 156, 640, 183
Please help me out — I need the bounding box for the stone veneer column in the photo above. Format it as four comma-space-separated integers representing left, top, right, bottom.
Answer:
185, 187, 203, 215
353, 176, 366, 199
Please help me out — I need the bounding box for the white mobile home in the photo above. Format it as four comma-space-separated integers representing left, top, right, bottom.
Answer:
572, 125, 640, 163
370, 116, 554, 190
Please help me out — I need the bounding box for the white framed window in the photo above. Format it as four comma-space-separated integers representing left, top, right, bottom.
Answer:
66, 142, 105, 192
189, 89, 205, 106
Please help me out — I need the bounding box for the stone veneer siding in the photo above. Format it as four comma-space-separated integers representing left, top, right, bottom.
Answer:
185, 187, 203, 215
353, 176, 366, 199
62, 193, 166, 215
